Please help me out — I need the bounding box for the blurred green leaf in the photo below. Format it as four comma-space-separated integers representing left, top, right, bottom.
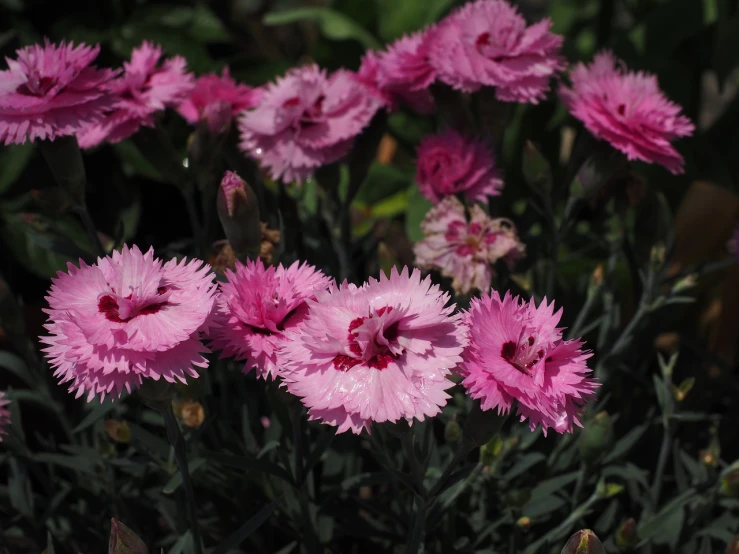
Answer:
0, 143, 34, 196
264, 7, 381, 49
375, 0, 454, 41
603, 420, 650, 464
8, 458, 34, 518
354, 163, 413, 206
213, 500, 279, 554
404, 183, 433, 243
0, 351, 34, 387
72, 400, 119, 434
162, 458, 207, 494
637, 489, 697, 544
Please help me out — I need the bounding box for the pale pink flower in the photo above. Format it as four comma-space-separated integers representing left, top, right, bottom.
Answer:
414, 196, 524, 295
239, 64, 383, 183
0, 391, 10, 441
209, 259, 331, 380
416, 128, 503, 203
177, 67, 262, 132
0, 40, 117, 145
280, 267, 468, 434
559, 51, 694, 174
428, 0, 564, 102
41, 245, 217, 401
78, 41, 194, 148
460, 291, 598, 435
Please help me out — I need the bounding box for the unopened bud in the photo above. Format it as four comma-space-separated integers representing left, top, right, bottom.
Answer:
561, 529, 605, 554
480, 436, 503, 466
461, 400, 507, 450
217, 171, 261, 260
39, 136, 87, 204
591, 264, 604, 289
578, 411, 614, 464
720, 462, 739, 499
444, 419, 461, 443
137, 380, 175, 413
109, 519, 148, 554
671, 377, 695, 402
650, 243, 666, 267
615, 518, 638, 548
725, 536, 739, 554
517, 516, 531, 530
104, 420, 132, 443
671, 274, 697, 294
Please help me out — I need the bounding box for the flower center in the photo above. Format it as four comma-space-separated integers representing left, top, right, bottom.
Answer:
16, 74, 56, 97
332, 306, 402, 371
97, 286, 169, 323
500, 334, 546, 374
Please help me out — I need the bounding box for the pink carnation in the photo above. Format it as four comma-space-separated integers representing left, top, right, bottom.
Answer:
0, 40, 117, 145
78, 41, 194, 148
416, 128, 503, 203
280, 267, 468, 434
41, 245, 217, 401
460, 291, 598, 435
414, 196, 524, 295
357, 50, 435, 115
0, 391, 10, 441
239, 64, 383, 184
209, 259, 331, 380
559, 51, 695, 174
428, 0, 565, 102
177, 67, 262, 132
378, 30, 436, 92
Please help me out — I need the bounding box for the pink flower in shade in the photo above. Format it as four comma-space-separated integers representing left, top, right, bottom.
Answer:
177, 67, 262, 132
239, 64, 383, 184
559, 51, 695, 175
0, 40, 117, 145
40, 245, 217, 401
78, 41, 194, 148
428, 0, 565, 102
414, 196, 524, 295
459, 291, 598, 435
378, 30, 436, 93
0, 391, 10, 441
208, 259, 331, 380
357, 50, 435, 115
280, 267, 468, 434
416, 128, 503, 204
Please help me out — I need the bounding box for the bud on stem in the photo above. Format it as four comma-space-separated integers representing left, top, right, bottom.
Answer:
109, 519, 148, 554
217, 171, 262, 260
561, 529, 606, 554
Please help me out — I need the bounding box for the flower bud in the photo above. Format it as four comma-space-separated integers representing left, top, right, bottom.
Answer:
461, 400, 507, 450
725, 536, 739, 554
109, 519, 148, 554
517, 516, 532, 530
578, 411, 614, 464
444, 418, 462, 443
176, 398, 205, 428
137, 379, 175, 413
202, 99, 233, 136
39, 136, 87, 204
720, 461, 739, 499
479, 436, 503, 466
217, 171, 261, 260
561, 529, 605, 554
615, 518, 638, 549
104, 420, 132, 443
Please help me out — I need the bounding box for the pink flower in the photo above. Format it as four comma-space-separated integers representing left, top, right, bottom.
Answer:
280, 267, 468, 434
209, 259, 331, 380
239, 64, 383, 183
357, 50, 435, 115
41, 245, 217, 401
0, 391, 10, 441
416, 128, 503, 203
378, 30, 437, 93
559, 51, 694, 174
414, 196, 524, 294
460, 291, 598, 435
0, 40, 117, 145
177, 67, 262, 133
428, 0, 565, 102
78, 41, 194, 148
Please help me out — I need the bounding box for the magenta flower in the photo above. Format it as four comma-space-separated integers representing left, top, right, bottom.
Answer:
78, 41, 194, 148
560, 51, 694, 174
414, 196, 524, 294
428, 0, 564, 102
280, 267, 468, 434
378, 30, 437, 93
177, 67, 262, 133
239, 64, 383, 184
460, 292, 598, 435
0, 40, 117, 145
0, 392, 10, 441
416, 128, 503, 204
209, 259, 331, 380
41, 245, 217, 401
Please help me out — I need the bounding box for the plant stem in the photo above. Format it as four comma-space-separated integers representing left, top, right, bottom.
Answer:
401, 431, 426, 495
428, 442, 472, 499
75, 204, 105, 257
650, 422, 671, 511
568, 285, 602, 340
164, 405, 203, 554
182, 188, 205, 258
571, 461, 588, 510
406, 495, 427, 554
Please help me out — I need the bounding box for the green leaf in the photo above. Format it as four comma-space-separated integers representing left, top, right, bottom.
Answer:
404, 183, 433, 243
503, 453, 547, 480
162, 458, 207, 494
375, 0, 455, 41
72, 399, 120, 434
354, 163, 413, 206
637, 489, 697, 544
528, 471, 580, 502
603, 420, 650, 464
0, 351, 34, 387
0, 143, 34, 196
263, 7, 380, 49
212, 500, 278, 554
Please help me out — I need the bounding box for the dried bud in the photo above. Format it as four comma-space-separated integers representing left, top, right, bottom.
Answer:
725, 536, 739, 554
104, 420, 132, 443
444, 418, 462, 443
217, 171, 261, 260
671, 377, 695, 402
461, 400, 507, 450
591, 264, 604, 288
561, 529, 606, 554
109, 519, 148, 554
179, 399, 205, 428
517, 516, 531, 530
208, 240, 238, 274
615, 518, 638, 549
578, 411, 614, 464
259, 222, 281, 265
720, 461, 739, 499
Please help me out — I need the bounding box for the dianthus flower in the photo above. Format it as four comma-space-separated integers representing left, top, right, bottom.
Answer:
280, 267, 468, 434
0, 392, 10, 441
239, 64, 383, 183
209, 259, 331, 379
416, 128, 503, 203
428, 0, 564, 102
460, 292, 598, 435
559, 50, 694, 174
41, 245, 217, 401
414, 196, 524, 294
78, 41, 194, 148
0, 40, 117, 145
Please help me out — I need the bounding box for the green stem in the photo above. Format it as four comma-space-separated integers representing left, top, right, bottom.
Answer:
164, 405, 203, 554
401, 432, 426, 495
650, 423, 671, 512
428, 442, 473, 499
182, 188, 205, 258
75, 204, 105, 257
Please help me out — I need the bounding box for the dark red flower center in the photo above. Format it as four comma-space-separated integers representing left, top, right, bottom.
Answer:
501, 335, 546, 375
617, 103, 626, 116
16, 75, 56, 97
332, 306, 402, 371
97, 286, 170, 322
